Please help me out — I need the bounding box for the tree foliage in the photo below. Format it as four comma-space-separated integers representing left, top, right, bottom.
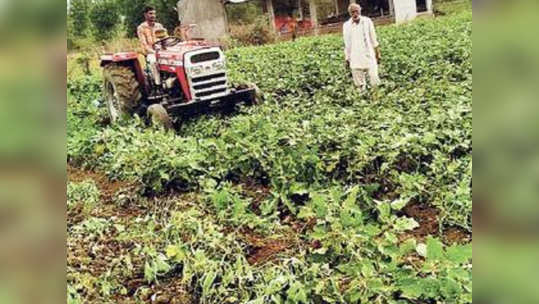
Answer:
226, 0, 264, 25
118, 0, 148, 37
153, 0, 181, 33
69, 0, 92, 37
90, 0, 121, 41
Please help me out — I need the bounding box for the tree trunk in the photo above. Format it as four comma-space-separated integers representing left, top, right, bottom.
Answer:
265, 0, 276, 32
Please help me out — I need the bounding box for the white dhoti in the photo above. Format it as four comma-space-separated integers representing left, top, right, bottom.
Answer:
351, 67, 381, 91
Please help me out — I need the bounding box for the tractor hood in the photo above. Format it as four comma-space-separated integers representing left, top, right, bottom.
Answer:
157, 40, 221, 61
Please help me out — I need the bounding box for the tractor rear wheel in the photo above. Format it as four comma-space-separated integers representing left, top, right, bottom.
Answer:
103, 64, 142, 122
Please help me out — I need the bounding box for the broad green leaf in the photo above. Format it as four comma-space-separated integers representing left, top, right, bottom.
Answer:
390, 197, 408, 211
399, 238, 417, 255
446, 243, 472, 264
426, 237, 445, 261
297, 206, 316, 219
361, 263, 375, 278
287, 281, 308, 303
397, 278, 422, 299
440, 278, 462, 298
290, 182, 308, 195
144, 261, 155, 283
155, 255, 171, 273
344, 185, 359, 206
165, 245, 186, 262
394, 217, 419, 232
376, 202, 391, 223
345, 285, 362, 303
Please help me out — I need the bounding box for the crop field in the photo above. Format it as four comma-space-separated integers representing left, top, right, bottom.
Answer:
67, 3, 472, 303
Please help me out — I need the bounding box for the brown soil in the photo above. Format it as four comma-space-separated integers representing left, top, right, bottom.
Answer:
400, 201, 471, 244
98, 203, 145, 218
115, 278, 193, 304
67, 233, 138, 278
290, 217, 317, 234
444, 226, 472, 245
242, 230, 297, 265
402, 202, 440, 240
361, 174, 399, 201
67, 164, 135, 203
67, 165, 194, 303
241, 179, 271, 214
247, 240, 290, 265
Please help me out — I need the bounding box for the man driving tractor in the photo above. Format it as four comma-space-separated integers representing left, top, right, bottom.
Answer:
137, 6, 165, 86
137, 5, 196, 87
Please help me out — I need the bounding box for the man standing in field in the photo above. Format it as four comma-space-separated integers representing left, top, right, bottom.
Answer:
343, 3, 382, 91
137, 6, 165, 86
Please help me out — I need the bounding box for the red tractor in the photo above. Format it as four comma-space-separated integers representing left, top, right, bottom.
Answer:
100, 35, 258, 128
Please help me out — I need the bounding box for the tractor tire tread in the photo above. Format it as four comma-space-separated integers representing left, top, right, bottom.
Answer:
103, 64, 142, 114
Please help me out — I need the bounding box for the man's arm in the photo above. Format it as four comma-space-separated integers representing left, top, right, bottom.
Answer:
343, 22, 351, 67
137, 26, 155, 54
369, 19, 381, 62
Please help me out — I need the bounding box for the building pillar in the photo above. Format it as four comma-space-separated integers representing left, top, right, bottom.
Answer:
426, 0, 433, 13
394, 0, 417, 24
309, 0, 319, 35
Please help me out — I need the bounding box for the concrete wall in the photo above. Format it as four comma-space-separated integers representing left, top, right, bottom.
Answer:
174, 0, 431, 41
394, 0, 416, 24
177, 0, 228, 41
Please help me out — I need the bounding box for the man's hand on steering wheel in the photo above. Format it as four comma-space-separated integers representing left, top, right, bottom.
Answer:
153, 37, 181, 50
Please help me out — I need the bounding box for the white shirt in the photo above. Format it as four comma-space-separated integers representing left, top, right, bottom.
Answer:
343, 17, 379, 69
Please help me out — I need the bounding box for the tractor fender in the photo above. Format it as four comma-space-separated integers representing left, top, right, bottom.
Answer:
100, 52, 148, 95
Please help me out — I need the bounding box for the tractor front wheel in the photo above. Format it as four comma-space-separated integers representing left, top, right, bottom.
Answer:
103, 64, 142, 123
147, 104, 173, 130
248, 82, 263, 104
236, 82, 263, 104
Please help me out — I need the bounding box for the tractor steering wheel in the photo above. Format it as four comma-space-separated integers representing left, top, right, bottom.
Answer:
153, 37, 182, 49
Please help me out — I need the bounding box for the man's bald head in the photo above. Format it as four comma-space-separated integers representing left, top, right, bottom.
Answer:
348, 3, 362, 22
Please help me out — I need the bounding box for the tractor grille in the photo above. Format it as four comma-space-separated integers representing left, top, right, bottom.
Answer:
192, 73, 225, 83
193, 80, 226, 91
195, 88, 227, 98
190, 52, 220, 63
191, 73, 228, 100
